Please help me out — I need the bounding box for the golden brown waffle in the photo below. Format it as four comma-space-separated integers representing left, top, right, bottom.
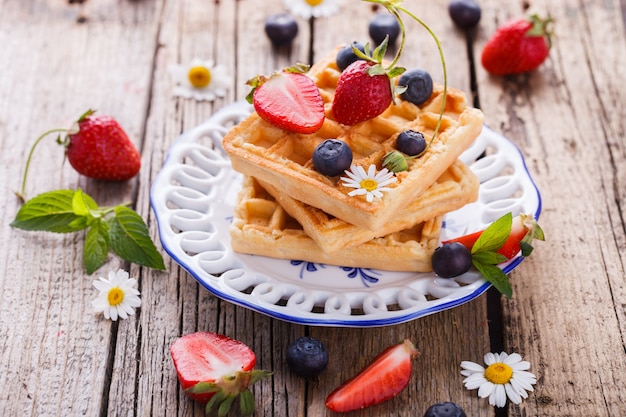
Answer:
230, 176, 443, 272
258, 159, 478, 254
222, 47, 484, 231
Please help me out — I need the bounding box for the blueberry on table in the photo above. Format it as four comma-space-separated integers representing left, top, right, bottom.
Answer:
368, 13, 401, 46
313, 139, 353, 177
396, 129, 426, 156
286, 336, 329, 379
423, 402, 467, 417
264, 13, 298, 46
431, 242, 472, 278
398, 69, 433, 106
336, 42, 366, 72
448, 0, 481, 30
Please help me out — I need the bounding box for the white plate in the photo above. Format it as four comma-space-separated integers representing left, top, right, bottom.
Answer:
150, 102, 542, 327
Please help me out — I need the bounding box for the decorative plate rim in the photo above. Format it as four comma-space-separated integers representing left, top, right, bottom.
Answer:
150, 101, 542, 327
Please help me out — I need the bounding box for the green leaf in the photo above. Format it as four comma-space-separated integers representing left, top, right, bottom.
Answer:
240, 389, 255, 417
186, 381, 220, 394
473, 260, 512, 298
472, 212, 512, 254
84, 220, 110, 274
472, 250, 508, 265
11, 190, 90, 233
72, 189, 98, 217
206, 391, 228, 414
520, 241, 534, 257
249, 370, 273, 385
218, 394, 237, 417
107, 206, 166, 270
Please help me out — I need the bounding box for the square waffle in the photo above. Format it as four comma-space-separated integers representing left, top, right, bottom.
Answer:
258, 159, 478, 254
230, 176, 443, 272
222, 47, 484, 231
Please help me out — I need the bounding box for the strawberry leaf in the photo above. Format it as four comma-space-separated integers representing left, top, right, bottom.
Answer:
240, 389, 255, 416
84, 220, 110, 274
108, 206, 166, 270
473, 260, 513, 298
471, 212, 512, 254
11, 190, 89, 233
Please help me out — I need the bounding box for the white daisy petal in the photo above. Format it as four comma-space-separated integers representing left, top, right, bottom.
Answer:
340, 164, 396, 202
91, 269, 141, 322
169, 58, 231, 102
284, 0, 342, 19
461, 351, 536, 408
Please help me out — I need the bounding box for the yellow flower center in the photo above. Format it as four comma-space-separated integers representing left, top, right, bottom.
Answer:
188, 66, 212, 88
484, 363, 513, 385
305, 0, 324, 6
360, 178, 378, 192
107, 287, 125, 306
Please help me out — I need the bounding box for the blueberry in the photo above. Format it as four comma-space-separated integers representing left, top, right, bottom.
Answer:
399, 69, 433, 106
448, 0, 481, 30
336, 42, 366, 72
264, 13, 298, 46
423, 402, 467, 417
396, 130, 426, 156
312, 139, 353, 177
368, 13, 401, 46
431, 242, 472, 278
286, 336, 329, 379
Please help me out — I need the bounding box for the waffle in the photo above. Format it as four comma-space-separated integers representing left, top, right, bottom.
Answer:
230, 176, 443, 272
258, 159, 478, 253
222, 47, 484, 231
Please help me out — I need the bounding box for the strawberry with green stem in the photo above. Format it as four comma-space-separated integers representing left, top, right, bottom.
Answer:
17, 109, 141, 202
170, 332, 272, 416
352, 0, 447, 172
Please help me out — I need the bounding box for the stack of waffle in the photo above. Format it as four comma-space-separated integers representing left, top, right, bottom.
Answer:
222, 49, 484, 272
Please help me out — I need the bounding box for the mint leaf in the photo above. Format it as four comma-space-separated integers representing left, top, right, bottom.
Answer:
472, 250, 508, 265
108, 206, 166, 270
84, 220, 110, 274
471, 212, 512, 254
11, 190, 89, 233
72, 189, 98, 218
473, 260, 512, 298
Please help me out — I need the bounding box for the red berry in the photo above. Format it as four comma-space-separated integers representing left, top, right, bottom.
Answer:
66, 111, 141, 181
331, 60, 393, 125
481, 14, 553, 76
325, 339, 419, 412
250, 69, 324, 134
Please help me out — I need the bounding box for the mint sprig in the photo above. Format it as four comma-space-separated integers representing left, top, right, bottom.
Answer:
470, 212, 515, 298
11, 189, 166, 274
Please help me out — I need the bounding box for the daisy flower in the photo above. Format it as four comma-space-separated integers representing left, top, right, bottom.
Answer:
92, 269, 141, 321
460, 352, 537, 408
341, 164, 397, 202
169, 58, 231, 101
284, 0, 342, 19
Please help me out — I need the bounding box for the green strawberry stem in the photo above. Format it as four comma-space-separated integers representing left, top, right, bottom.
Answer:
365, 0, 448, 153
17, 127, 69, 202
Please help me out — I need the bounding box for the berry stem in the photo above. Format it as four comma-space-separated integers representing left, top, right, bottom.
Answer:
17, 128, 68, 202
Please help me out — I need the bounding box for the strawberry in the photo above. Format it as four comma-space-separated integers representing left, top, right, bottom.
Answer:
246, 64, 324, 134
325, 339, 419, 413
170, 332, 271, 415
331, 60, 393, 125
481, 14, 553, 76
65, 110, 141, 181
443, 213, 544, 260
17, 109, 140, 201
331, 37, 407, 126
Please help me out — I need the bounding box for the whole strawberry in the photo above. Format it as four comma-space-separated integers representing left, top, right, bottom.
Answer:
331, 39, 405, 125
66, 110, 141, 180
481, 14, 553, 76
17, 109, 140, 201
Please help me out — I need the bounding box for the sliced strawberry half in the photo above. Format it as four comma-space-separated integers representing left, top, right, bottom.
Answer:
170, 332, 271, 415
247, 66, 324, 134
444, 213, 544, 260
325, 339, 419, 413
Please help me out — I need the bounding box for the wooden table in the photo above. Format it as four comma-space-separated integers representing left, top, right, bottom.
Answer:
2, 0, 625, 416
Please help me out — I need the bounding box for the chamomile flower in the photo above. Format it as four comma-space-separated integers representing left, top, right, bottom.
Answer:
169, 58, 231, 101
284, 0, 342, 19
92, 269, 141, 321
341, 164, 397, 202
460, 352, 537, 408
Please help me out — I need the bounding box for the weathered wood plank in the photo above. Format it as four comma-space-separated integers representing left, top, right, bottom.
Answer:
476, 0, 626, 415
